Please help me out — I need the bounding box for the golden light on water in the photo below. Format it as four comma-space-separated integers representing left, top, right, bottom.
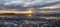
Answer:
28, 9, 32, 16
29, 14, 31, 16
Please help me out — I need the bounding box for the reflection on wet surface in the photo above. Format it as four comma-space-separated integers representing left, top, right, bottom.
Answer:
0, 14, 60, 27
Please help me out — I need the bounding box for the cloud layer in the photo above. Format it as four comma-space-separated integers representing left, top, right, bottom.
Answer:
0, 0, 60, 9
